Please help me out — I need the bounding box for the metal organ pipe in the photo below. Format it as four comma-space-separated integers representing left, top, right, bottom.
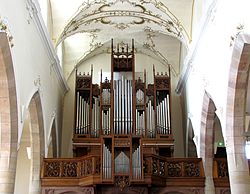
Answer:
155, 95, 171, 135
167, 94, 171, 133
135, 89, 145, 136
113, 78, 133, 135
121, 76, 124, 134
132, 146, 141, 179
103, 145, 111, 179
91, 97, 100, 137
124, 79, 127, 134
147, 100, 155, 138
76, 92, 80, 134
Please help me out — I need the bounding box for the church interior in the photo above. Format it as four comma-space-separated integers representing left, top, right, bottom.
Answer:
0, 0, 250, 194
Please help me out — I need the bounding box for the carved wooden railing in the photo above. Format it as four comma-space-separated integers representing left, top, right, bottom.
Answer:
213, 158, 229, 178
213, 158, 250, 187
41, 154, 205, 187
143, 154, 205, 187
213, 158, 229, 187
41, 155, 101, 186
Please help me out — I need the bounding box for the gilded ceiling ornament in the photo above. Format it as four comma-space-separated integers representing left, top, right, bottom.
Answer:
26, 0, 36, 24
56, 0, 188, 45
230, 24, 244, 47
143, 27, 178, 76
0, 17, 14, 47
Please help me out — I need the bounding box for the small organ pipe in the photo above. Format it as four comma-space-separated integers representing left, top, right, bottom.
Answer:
108, 107, 110, 134
163, 98, 167, 134
167, 94, 171, 132
121, 76, 124, 133
76, 92, 79, 133
103, 145, 111, 179
81, 98, 84, 133
114, 81, 116, 134
130, 80, 133, 132
124, 79, 127, 134
127, 80, 129, 134
118, 80, 121, 133
132, 146, 141, 179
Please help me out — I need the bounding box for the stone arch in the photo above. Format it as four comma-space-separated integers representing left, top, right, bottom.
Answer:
48, 119, 57, 157
200, 91, 216, 194
186, 118, 197, 157
28, 91, 45, 193
226, 33, 250, 193
214, 114, 226, 158
0, 32, 18, 193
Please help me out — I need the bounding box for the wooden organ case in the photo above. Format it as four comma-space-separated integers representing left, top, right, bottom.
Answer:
72, 40, 174, 192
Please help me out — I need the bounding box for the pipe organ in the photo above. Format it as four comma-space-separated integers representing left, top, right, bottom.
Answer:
73, 40, 174, 189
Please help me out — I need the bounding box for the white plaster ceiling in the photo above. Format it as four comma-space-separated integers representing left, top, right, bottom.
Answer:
49, 0, 194, 79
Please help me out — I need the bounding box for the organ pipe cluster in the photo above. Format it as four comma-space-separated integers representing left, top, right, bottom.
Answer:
113, 77, 133, 135
132, 145, 142, 179
156, 95, 171, 134
75, 78, 171, 137
102, 145, 112, 180
75, 92, 90, 135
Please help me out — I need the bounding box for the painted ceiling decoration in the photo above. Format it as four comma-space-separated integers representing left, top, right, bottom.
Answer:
56, 0, 189, 46
52, 0, 193, 80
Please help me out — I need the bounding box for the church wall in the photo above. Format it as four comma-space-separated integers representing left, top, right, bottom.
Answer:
61, 52, 184, 157
0, 0, 65, 156
183, 0, 249, 155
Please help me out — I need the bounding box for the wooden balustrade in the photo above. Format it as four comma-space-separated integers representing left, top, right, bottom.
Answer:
213, 158, 229, 187
143, 154, 205, 187
41, 155, 101, 187
42, 156, 250, 188
213, 158, 250, 187
143, 154, 204, 178
41, 155, 207, 187
213, 158, 229, 179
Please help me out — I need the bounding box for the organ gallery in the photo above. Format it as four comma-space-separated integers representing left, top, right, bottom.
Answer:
42, 40, 205, 194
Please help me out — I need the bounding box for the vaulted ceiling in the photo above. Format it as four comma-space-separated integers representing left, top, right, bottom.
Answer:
49, 0, 194, 79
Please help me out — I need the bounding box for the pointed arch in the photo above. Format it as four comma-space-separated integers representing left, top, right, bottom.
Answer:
186, 118, 197, 157
0, 32, 18, 193
226, 33, 250, 193
200, 91, 216, 194
48, 118, 58, 157
28, 91, 45, 193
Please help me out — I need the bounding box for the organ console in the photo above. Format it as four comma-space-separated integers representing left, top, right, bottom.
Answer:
72, 39, 174, 189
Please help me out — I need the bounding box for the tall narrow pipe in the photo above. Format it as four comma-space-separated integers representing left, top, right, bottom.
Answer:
81, 98, 84, 134
127, 80, 129, 134
87, 102, 89, 134
76, 92, 78, 133
113, 83, 115, 134
79, 96, 82, 133
92, 103, 94, 136
119, 79, 122, 133
122, 76, 124, 134
150, 100, 152, 137
167, 94, 170, 133
102, 111, 104, 134
108, 148, 111, 178
114, 81, 116, 134
131, 80, 133, 133
161, 101, 163, 133
124, 79, 127, 134
108, 108, 110, 134
83, 100, 86, 134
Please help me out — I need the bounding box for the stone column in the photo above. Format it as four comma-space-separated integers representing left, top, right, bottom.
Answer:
0, 152, 17, 194
226, 135, 250, 194
200, 93, 216, 194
